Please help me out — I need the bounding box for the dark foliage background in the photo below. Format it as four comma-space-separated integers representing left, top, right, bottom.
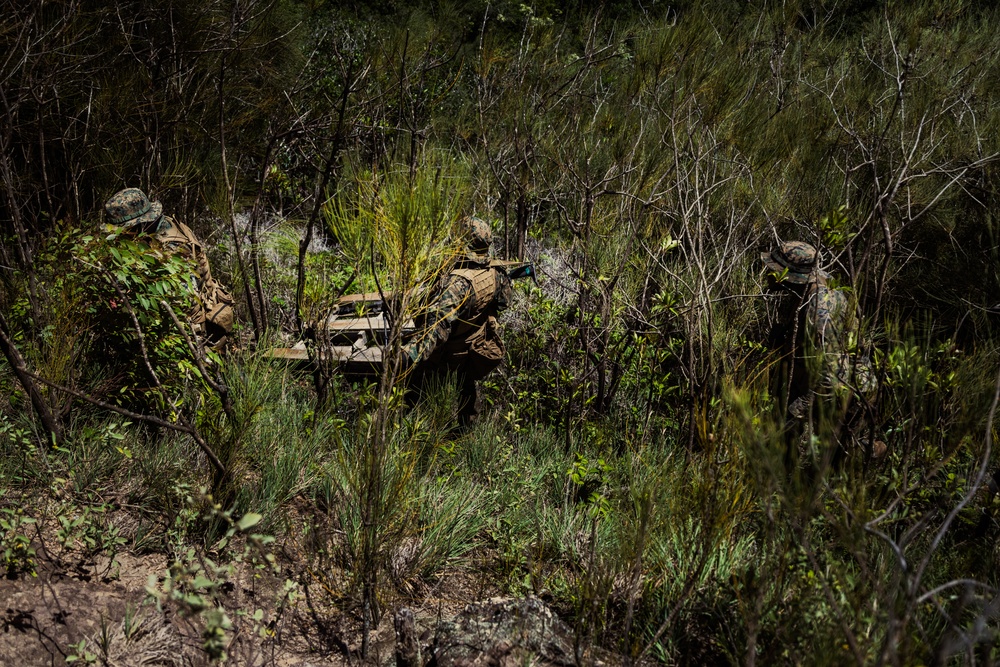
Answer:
4, 0, 1000, 664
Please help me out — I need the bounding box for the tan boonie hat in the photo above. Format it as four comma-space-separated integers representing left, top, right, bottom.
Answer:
104, 188, 163, 228
761, 240, 828, 285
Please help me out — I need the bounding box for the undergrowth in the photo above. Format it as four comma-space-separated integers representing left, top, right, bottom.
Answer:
4, 0, 1000, 664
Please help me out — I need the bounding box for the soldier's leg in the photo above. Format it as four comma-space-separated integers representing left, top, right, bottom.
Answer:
783, 390, 812, 469
843, 390, 887, 462
407, 365, 439, 410
456, 373, 480, 431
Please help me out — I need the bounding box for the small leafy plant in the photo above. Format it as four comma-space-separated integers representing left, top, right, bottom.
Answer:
0, 507, 36, 577
146, 488, 282, 663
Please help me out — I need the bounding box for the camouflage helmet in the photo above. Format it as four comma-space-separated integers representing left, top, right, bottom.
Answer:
460, 216, 493, 254
761, 241, 827, 285
104, 187, 163, 228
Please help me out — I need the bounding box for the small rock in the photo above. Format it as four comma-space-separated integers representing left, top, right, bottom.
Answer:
429, 597, 576, 667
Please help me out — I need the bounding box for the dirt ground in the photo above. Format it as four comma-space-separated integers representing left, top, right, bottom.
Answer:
0, 544, 496, 666
1, 552, 162, 666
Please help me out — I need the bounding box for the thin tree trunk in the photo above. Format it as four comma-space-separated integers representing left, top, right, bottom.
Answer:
295, 64, 356, 332
218, 53, 262, 341
0, 310, 61, 444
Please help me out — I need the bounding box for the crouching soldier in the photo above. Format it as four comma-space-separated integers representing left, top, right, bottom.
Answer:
762, 240, 883, 463
403, 217, 513, 428
104, 187, 235, 348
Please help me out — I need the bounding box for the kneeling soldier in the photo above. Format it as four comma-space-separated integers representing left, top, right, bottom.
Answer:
104, 187, 235, 348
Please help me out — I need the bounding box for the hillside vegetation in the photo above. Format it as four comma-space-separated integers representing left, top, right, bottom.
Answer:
3, 0, 1000, 664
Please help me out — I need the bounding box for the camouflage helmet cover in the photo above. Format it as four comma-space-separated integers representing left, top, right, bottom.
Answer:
104, 187, 163, 228
460, 216, 493, 254
761, 240, 827, 285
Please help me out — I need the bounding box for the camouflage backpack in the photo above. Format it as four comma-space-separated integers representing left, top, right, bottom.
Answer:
808, 284, 874, 395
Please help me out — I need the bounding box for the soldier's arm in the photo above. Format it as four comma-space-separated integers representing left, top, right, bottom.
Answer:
403, 275, 472, 364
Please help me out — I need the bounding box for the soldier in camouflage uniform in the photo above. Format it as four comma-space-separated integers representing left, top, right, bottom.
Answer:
104, 188, 234, 347
762, 240, 882, 461
403, 217, 513, 426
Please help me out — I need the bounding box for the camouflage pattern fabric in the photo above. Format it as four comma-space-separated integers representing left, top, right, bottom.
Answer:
764, 240, 879, 461
106, 188, 234, 346
761, 240, 828, 285
403, 266, 506, 377
458, 217, 493, 264
403, 221, 507, 425
405, 273, 472, 365
805, 282, 874, 397
462, 217, 492, 252
104, 188, 162, 228
136, 215, 234, 345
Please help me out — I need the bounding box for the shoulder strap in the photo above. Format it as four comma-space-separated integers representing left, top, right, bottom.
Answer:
155, 217, 215, 285
156, 218, 202, 251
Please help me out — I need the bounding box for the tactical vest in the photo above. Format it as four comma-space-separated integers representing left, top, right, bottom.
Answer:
156, 218, 208, 281
434, 267, 506, 376
452, 268, 497, 316
155, 216, 199, 248
153, 217, 234, 341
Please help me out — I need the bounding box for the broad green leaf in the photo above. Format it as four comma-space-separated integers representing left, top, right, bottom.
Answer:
237, 513, 263, 531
